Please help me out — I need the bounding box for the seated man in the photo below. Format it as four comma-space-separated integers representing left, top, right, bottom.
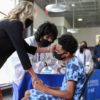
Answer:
22, 33, 86, 100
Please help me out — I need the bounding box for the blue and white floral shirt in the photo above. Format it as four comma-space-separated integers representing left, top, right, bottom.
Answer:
60, 56, 86, 100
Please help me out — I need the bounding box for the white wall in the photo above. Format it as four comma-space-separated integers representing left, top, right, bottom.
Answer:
34, 3, 64, 27
64, 18, 71, 28
33, 3, 70, 35
73, 27, 100, 46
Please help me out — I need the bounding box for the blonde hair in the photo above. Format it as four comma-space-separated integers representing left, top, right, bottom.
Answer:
5, 1, 34, 23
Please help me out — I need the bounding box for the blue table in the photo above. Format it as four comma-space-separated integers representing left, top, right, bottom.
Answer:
13, 69, 100, 100
13, 72, 64, 100
85, 69, 100, 100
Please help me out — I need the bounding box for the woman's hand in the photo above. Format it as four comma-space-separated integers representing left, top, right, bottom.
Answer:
27, 67, 43, 88
36, 43, 57, 53
33, 81, 48, 93
50, 44, 57, 52
32, 77, 43, 88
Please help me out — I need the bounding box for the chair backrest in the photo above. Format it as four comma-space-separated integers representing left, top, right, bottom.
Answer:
79, 70, 94, 99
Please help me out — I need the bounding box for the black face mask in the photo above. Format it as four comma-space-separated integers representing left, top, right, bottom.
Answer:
53, 52, 65, 60
80, 45, 86, 53
40, 39, 52, 47
25, 19, 33, 28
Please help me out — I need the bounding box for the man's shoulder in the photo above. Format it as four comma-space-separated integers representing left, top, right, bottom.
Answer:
95, 44, 100, 47
68, 57, 80, 68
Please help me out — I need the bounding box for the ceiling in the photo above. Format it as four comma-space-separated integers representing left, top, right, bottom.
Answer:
34, 0, 100, 28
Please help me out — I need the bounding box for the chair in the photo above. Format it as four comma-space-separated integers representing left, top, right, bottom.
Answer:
79, 70, 94, 100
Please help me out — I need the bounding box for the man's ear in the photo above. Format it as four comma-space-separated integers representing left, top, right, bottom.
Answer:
66, 52, 70, 57
61, 52, 70, 59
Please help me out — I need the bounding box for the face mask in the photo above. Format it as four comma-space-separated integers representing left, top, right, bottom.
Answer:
53, 52, 65, 60
80, 45, 86, 53
25, 19, 33, 28
40, 39, 52, 47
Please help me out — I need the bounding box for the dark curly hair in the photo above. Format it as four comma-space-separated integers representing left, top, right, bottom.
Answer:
58, 33, 78, 54
81, 41, 87, 48
35, 22, 58, 42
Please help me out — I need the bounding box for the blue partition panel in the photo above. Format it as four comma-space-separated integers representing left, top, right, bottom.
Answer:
85, 69, 100, 100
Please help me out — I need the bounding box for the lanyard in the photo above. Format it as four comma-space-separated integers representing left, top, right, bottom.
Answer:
84, 52, 86, 66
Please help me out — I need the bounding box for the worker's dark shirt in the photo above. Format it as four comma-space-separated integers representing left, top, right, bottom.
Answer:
94, 44, 100, 69
0, 19, 37, 70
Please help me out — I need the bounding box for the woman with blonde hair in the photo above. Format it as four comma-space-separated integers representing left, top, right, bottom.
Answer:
0, 1, 55, 97
5, 1, 34, 28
